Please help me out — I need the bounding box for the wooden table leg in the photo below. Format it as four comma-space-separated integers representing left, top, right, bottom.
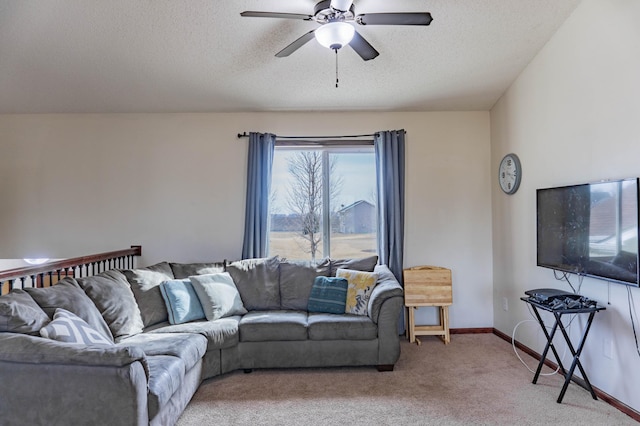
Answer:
408, 306, 416, 343
405, 307, 409, 340
442, 305, 450, 344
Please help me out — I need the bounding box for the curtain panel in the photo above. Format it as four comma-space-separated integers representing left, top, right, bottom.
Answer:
241, 132, 276, 259
375, 129, 406, 334
375, 129, 406, 283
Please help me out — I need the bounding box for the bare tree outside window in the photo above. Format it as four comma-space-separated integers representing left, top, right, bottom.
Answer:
285, 152, 342, 260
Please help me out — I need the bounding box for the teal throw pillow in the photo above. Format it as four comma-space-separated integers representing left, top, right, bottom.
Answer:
159, 279, 206, 325
307, 276, 348, 314
190, 273, 248, 321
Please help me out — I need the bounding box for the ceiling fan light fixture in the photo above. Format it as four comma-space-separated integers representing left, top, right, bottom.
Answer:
315, 22, 354, 50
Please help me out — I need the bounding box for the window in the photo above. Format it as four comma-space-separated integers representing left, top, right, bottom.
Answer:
268, 142, 377, 261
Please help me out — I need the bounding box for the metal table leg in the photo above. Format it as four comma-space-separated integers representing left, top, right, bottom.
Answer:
530, 305, 566, 384
556, 311, 598, 403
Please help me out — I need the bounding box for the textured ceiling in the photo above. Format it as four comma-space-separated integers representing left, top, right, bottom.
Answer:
0, 0, 582, 113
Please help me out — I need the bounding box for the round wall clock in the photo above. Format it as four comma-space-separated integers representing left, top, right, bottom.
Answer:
498, 153, 522, 194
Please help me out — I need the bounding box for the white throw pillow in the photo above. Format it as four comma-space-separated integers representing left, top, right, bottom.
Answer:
190, 273, 248, 321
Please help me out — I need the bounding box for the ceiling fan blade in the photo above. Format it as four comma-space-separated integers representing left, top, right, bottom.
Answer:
275, 30, 316, 57
349, 31, 379, 61
330, 0, 354, 12
240, 11, 312, 20
356, 12, 433, 26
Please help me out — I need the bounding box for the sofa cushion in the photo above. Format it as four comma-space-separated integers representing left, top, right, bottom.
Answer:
330, 255, 378, 276
169, 262, 225, 279
307, 276, 348, 314
239, 311, 308, 342
190, 273, 247, 321
131, 333, 207, 419
40, 308, 114, 346
122, 262, 175, 328
76, 270, 144, 342
336, 269, 379, 316
117, 332, 206, 371
159, 279, 206, 325
226, 256, 280, 311
146, 317, 240, 350
25, 278, 113, 342
307, 313, 378, 340
279, 258, 330, 311
0, 289, 50, 335
146, 355, 186, 419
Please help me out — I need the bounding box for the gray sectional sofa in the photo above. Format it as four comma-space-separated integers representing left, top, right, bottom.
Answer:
0, 256, 404, 426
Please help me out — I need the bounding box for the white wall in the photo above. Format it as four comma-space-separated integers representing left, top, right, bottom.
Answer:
0, 111, 493, 328
491, 0, 640, 411
0, 260, 31, 270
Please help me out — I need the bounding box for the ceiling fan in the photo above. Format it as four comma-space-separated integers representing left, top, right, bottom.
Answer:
240, 0, 433, 61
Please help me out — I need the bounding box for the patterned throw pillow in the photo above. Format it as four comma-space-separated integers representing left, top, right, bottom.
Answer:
307, 276, 348, 314
159, 279, 206, 325
40, 308, 114, 346
336, 268, 379, 316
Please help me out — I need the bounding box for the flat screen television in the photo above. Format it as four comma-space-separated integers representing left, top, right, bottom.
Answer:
537, 178, 640, 286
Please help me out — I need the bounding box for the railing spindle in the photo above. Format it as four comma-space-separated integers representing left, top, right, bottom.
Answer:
0, 246, 142, 296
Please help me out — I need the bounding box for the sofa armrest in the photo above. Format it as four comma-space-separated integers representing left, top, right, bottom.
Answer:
0, 332, 147, 373
368, 265, 404, 323
0, 333, 150, 426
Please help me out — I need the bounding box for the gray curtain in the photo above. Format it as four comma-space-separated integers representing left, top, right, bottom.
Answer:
241, 132, 276, 259
375, 130, 406, 333
375, 129, 405, 282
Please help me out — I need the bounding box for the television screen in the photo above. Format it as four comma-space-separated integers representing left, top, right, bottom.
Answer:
537, 178, 640, 286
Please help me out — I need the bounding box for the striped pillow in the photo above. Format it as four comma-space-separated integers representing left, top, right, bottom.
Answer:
40, 308, 114, 346
307, 277, 348, 314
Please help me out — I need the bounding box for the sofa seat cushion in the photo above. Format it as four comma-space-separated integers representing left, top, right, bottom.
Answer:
239, 311, 308, 342
145, 317, 241, 350
118, 333, 206, 371
146, 355, 186, 419
307, 313, 377, 341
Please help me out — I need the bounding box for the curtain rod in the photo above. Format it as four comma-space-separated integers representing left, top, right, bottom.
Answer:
237, 132, 378, 139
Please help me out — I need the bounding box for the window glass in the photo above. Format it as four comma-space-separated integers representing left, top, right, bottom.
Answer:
269, 146, 377, 261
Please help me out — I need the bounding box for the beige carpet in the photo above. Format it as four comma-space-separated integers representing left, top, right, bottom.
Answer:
177, 334, 637, 425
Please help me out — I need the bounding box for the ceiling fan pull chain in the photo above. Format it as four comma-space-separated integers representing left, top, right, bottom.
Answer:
335, 49, 339, 88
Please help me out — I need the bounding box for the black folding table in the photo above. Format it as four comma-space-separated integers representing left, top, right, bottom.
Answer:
520, 296, 606, 403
